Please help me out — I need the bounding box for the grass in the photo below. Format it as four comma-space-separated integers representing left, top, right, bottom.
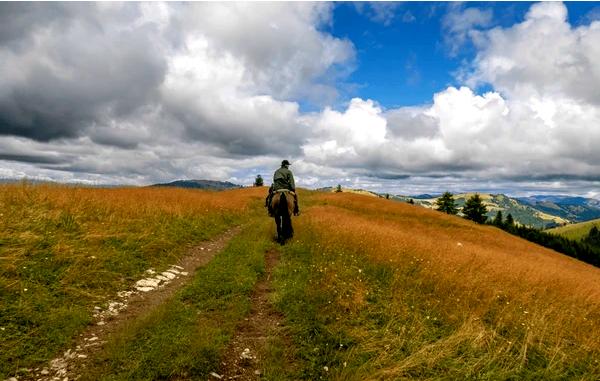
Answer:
0, 183, 263, 377
548, 218, 600, 240
267, 192, 600, 379
2, 186, 600, 379
83, 217, 274, 380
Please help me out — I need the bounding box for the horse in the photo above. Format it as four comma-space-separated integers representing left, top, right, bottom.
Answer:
271, 190, 294, 244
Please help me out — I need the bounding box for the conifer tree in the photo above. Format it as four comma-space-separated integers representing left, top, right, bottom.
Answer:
408, 198, 414, 204
585, 225, 600, 247
505, 213, 515, 227
254, 174, 263, 187
335, 184, 342, 193
492, 210, 503, 227
435, 191, 458, 215
462, 194, 488, 224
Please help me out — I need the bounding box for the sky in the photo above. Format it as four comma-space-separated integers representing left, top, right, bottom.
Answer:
1, 1, 600, 197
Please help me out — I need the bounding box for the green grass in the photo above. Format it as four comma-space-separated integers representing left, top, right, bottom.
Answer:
548, 218, 600, 240
82, 218, 274, 380
0, 184, 254, 378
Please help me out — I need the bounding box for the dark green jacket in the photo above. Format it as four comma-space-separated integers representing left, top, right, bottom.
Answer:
272, 166, 295, 192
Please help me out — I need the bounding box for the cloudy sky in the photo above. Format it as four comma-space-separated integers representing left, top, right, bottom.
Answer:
1, 2, 600, 197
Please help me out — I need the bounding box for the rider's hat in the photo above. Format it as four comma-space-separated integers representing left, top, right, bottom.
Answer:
281, 160, 291, 166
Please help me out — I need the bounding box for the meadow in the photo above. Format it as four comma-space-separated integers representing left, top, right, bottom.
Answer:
0, 183, 263, 377
549, 218, 600, 240
1, 185, 599, 379
268, 193, 600, 379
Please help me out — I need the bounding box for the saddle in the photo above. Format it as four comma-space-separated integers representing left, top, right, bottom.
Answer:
274, 189, 295, 196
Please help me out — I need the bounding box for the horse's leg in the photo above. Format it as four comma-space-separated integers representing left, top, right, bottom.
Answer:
286, 198, 294, 239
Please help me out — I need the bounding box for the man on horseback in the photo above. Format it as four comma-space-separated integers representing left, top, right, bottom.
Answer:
266, 160, 300, 216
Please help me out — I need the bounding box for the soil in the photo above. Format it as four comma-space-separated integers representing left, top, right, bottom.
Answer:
19, 226, 242, 381
216, 249, 286, 380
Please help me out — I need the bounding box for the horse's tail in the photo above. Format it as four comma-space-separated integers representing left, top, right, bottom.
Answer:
278, 192, 288, 215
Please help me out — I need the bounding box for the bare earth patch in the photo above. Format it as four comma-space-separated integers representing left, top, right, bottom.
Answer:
215, 248, 287, 380
17, 226, 241, 381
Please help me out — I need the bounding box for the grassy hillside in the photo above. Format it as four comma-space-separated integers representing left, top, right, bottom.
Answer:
0, 183, 263, 377
518, 196, 600, 223
403, 193, 570, 228
548, 218, 600, 240
266, 193, 600, 379
2, 186, 599, 379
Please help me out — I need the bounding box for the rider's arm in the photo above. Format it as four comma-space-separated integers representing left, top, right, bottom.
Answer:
289, 171, 296, 192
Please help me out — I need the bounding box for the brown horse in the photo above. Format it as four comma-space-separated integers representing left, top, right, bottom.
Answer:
271, 190, 294, 244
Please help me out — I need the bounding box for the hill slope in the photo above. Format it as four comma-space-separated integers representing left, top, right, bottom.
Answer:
2, 186, 599, 380
397, 193, 570, 228
152, 179, 242, 190
518, 195, 600, 223
272, 192, 600, 379
548, 218, 600, 240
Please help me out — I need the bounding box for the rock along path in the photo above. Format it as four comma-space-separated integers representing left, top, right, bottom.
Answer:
17, 226, 242, 381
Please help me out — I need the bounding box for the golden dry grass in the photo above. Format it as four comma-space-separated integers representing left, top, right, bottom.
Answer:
275, 192, 600, 379
0, 183, 266, 376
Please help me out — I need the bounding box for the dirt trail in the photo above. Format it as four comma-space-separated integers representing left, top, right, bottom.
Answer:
216, 248, 287, 380
19, 226, 241, 381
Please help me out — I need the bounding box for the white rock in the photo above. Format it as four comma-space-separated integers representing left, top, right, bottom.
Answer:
240, 348, 253, 360
209, 372, 222, 379
161, 271, 176, 280
136, 286, 154, 292
136, 278, 160, 288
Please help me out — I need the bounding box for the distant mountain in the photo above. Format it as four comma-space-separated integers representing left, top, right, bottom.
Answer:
394, 193, 570, 229
410, 194, 442, 200
517, 195, 600, 223
320, 188, 600, 229
152, 179, 242, 190
316, 186, 379, 197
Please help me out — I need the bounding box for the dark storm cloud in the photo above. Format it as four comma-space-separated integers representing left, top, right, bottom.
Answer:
505, 174, 600, 182
0, 153, 63, 165
365, 173, 411, 180
0, 3, 167, 141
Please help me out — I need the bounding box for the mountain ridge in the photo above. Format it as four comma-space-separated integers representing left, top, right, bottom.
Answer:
151, 179, 242, 190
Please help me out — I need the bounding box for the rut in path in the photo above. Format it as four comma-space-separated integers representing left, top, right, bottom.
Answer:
20, 226, 242, 381
217, 248, 290, 380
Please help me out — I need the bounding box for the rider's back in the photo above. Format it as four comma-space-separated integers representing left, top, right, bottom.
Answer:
273, 166, 295, 192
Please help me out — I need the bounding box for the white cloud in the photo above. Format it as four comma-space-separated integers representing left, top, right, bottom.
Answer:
442, 3, 493, 56
354, 2, 400, 26
2, 2, 600, 197
469, 2, 600, 105
0, 2, 355, 185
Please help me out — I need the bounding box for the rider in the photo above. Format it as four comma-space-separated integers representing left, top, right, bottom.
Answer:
266, 160, 300, 216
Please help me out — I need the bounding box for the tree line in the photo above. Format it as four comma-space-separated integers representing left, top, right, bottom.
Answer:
432, 192, 600, 268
